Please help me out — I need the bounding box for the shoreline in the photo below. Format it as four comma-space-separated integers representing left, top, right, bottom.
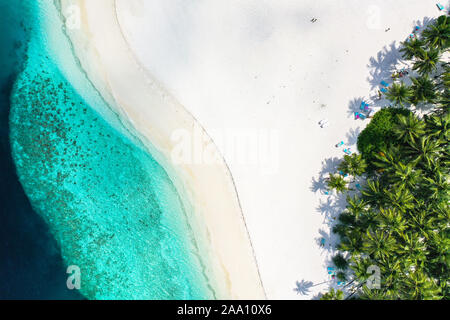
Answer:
113, 0, 443, 298
59, 0, 266, 299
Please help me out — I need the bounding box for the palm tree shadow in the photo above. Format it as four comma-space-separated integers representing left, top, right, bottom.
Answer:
310, 175, 326, 193
311, 293, 323, 300
318, 157, 341, 177
415, 101, 439, 114
316, 228, 336, 253
311, 157, 342, 194
367, 41, 404, 90
293, 279, 314, 295
345, 127, 362, 146
347, 97, 364, 118
316, 197, 337, 221
412, 16, 436, 33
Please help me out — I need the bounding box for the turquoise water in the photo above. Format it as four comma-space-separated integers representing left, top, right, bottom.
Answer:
0, 0, 82, 299
8, 0, 214, 299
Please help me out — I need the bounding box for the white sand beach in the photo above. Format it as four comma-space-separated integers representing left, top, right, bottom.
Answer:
60, 0, 265, 299
60, 0, 443, 299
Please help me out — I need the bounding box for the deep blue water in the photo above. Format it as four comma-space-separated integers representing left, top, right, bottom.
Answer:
0, 0, 82, 299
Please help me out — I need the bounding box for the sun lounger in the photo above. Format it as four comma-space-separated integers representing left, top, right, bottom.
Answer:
339, 171, 349, 177
380, 87, 388, 93
380, 80, 389, 87
344, 148, 352, 155
355, 112, 366, 120
360, 101, 370, 111
437, 4, 444, 11
335, 141, 344, 147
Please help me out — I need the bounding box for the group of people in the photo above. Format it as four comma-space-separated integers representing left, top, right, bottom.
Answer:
391, 69, 409, 80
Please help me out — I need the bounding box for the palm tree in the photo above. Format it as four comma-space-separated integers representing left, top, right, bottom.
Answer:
326, 173, 348, 193
400, 271, 441, 299
350, 257, 373, 281
320, 288, 344, 300
338, 154, 367, 177
391, 162, 421, 191
346, 195, 368, 220
372, 147, 401, 173
411, 75, 438, 105
430, 202, 450, 225
413, 48, 441, 76
384, 188, 415, 212
385, 82, 413, 106
436, 91, 450, 116
440, 64, 450, 88
423, 171, 449, 202
398, 233, 428, 264
362, 229, 397, 261
425, 113, 449, 140
407, 136, 444, 169
359, 286, 390, 300
380, 258, 404, 295
378, 208, 408, 235
435, 66, 450, 114
338, 234, 363, 254
362, 180, 385, 207
403, 208, 436, 244
394, 114, 426, 144
332, 253, 349, 270
400, 38, 425, 60
422, 15, 450, 50
359, 209, 380, 231
427, 232, 449, 275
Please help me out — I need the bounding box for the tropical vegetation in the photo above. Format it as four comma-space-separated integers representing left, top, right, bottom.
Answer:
321, 15, 449, 300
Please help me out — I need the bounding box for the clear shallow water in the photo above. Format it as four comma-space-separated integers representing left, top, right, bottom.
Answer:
6, 0, 213, 299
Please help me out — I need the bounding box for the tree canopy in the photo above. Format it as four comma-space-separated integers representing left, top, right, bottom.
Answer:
322, 15, 449, 300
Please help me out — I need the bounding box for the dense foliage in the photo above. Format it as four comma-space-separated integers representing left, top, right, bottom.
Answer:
322, 15, 449, 300
357, 108, 411, 168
